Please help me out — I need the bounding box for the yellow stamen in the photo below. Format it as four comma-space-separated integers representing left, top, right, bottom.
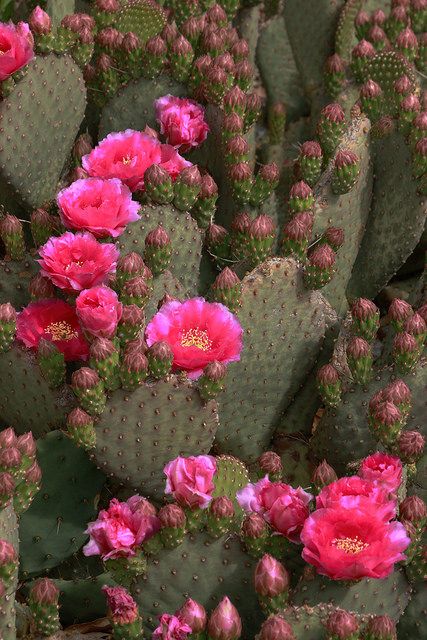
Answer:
45, 321, 78, 342
180, 328, 212, 351
332, 536, 369, 554
122, 155, 132, 165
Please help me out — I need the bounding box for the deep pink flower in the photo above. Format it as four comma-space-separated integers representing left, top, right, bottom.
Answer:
38, 232, 119, 293
155, 94, 210, 152
16, 299, 89, 361
153, 614, 192, 640
316, 476, 396, 521
83, 496, 160, 560
358, 452, 403, 495
300, 505, 410, 580
76, 286, 122, 339
82, 129, 191, 192
0, 21, 34, 81
145, 298, 243, 380
164, 455, 217, 509
57, 178, 140, 238
236, 477, 312, 543
102, 585, 139, 624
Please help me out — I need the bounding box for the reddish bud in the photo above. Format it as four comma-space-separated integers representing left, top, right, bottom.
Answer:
364, 615, 396, 640
0, 540, 16, 564
0, 427, 17, 448
249, 215, 275, 240
352, 39, 376, 59
309, 244, 336, 268
399, 495, 426, 523
383, 379, 411, 406
301, 141, 322, 158
146, 35, 167, 56
29, 6, 51, 35
158, 504, 186, 528
210, 496, 234, 519
178, 599, 207, 633
16, 432, 36, 457
0, 447, 21, 469
289, 180, 313, 199
326, 610, 359, 639
0, 472, 14, 498
351, 298, 378, 320
312, 460, 338, 488
26, 461, 42, 484
30, 578, 59, 605
389, 298, 413, 323
393, 331, 418, 353
90, 337, 116, 361
258, 451, 282, 477
242, 513, 268, 538
317, 364, 339, 384
259, 615, 295, 640
324, 227, 344, 250
71, 367, 100, 390
231, 39, 249, 59
396, 27, 418, 49
326, 53, 346, 73
398, 430, 425, 463
360, 78, 382, 98
254, 554, 290, 598
207, 596, 242, 640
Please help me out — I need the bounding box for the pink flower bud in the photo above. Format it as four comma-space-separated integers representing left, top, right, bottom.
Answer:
258, 452, 282, 477
102, 585, 139, 624
200, 174, 218, 197
178, 598, 207, 633
335, 149, 359, 168
346, 336, 371, 359
351, 298, 378, 320
404, 312, 426, 337
254, 554, 290, 598
365, 615, 396, 640
0, 472, 15, 498
399, 495, 426, 523
71, 367, 100, 390
393, 332, 418, 354
117, 252, 145, 275
396, 27, 418, 49
382, 380, 411, 406
0, 427, 17, 448
231, 212, 251, 234
289, 181, 313, 199
324, 227, 344, 249
96, 0, 120, 11
326, 610, 359, 639
90, 337, 116, 361
317, 364, 340, 384
283, 212, 313, 241
352, 39, 376, 59
207, 597, 242, 640
231, 39, 249, 59
325, 53, 345, 73
300, 141, 322, 158
158, 504, 186, 528
16, 432, 36, 457
321, 103, 345, 123
372, 9, 386, 25
259, 615, 295, 640
213, 268, 240, 290
146, 34, 167, 55
0, 539, 16, 565
30, 578, 59, 605
373, 401, 402, 427
394, 75, 412, 95
29, 6, 51, 35
312, 460, 338, 488
249, 215, 275, 240
308, 244, 336, 268
397, 430, 425, 462
361, 79, 382, 98
203, 361, 227, 381
210, 496, 234, 519
0, 447, 22, 470
223, 86, 246, 110
26, 461, 42, 484
242, 513, 268, 538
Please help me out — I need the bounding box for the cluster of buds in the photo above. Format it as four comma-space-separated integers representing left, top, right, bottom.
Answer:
0, 427, 41, 513
388, 299, 425, 373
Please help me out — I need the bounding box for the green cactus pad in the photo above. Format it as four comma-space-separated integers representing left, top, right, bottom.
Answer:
19, 431, 105, 576
274, 435, 314, 488
92, 376, 218, 498
279, 604, 369, 640
292, 569, 411, 620
0, 55, 86, 213
145, 270, 183, 321
397, 583, 426, 639
313, 115, 373, 316
133, 531, 263, 632
0, 503, 18, 640
364, 51, 417, 117
335, 0, 363, 61
52, 573, 115, 626
212, 455, 250, 513
214, 258, 335, 462
0, 255, 37, 309
348, 134, 427, 301
282, 0, 346, 92
118, 203, 203, 296
99, 76, 186, 139
256, 16, 308, 121
0, 344, 74, 436
116, 0, 167, 43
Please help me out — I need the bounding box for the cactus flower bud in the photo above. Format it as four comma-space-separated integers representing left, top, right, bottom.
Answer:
392, 331, 420, 373
206, 224, 230, 263
0, 539, 17, 588
0, 447, 22, 476
199, 361, 227, 401
370, 401, 403, 447
0, 472, 14, 508
71, 367, 106, 416
282, 211, 314, 261
404, 312, 426, 345
288, 181, 314, 213
242, 214, 275, 266
305, 245, 336, 289
191, 173, 218, 228
178, 598, 207, 633
0, 214, 25, 260
312, 460, 338, 490
13, 459, 41, 514
355, 10, 370, 39
29, 272, 55, 301
147, 341, 174, 379
158, 503, 186, 548
332, 149, 360, 194
326, 610, 359, 639
382, 379, 411, 417
244, 92, 262, 129
207, 596, 242, 640
316, 364, 342, 407
145, 164, 174, 204
170, 36, 194, 83
399, 495, 427, 525
241, 513, 269, 556
299, 141, 323, 186
268, 101, 286, 144
210, 268, 241, 313
250, 163, 279, 207
364, 615, 396, 640
120, 350, 148, 391
37, 338, 66, 389
16, 432, 36, 458
231, 38, 249, 60
173, 166, 202, 211
144, 226, 172, 276
223, 85, 246, 117
254, 554, 290, 613
121, 276, 150, 308
317, 103, 346, 156
346, 336, 373, 385
103, 585, 141, 637
368, 25, 388, 51
0, 427, 17, 448
323, 227, 345, 251
207, 496, 235, 538
360, 79, 383, 120
228, 162, 253, 204
394, 75, 412, 98
117, 304, 145, 344
257, 452, 282, 482
116, 252, 147, 289
29, 578, 61, 636
396, 27, 418, 60
397, 430, 425, 465
350, 298, 380, 340
29, 6, 52, 35
67, 407, 95, 450
388, 298, 413, 330
351, 39, 376, 81
259, 615, 295, 640
324, 53, 346, 98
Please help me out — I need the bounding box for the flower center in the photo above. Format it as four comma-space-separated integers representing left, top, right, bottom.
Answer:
332, 536, 369, 554
180, 328, 212, 351
122, 155, 132, 165
45, 321, 78, 342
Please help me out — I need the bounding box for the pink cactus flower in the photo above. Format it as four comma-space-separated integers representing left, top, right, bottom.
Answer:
316, 476, 396, 521
38, 232, 119, 293
57, 178, 140, 238
300, 504, 410, 580
164, 455, 217, 509
16, 299, 89, 361
145, 297, 243, 380
0, 21, 34, 81
236, 477, 312, 542
155, 94, 210, 152
358, 452, 403, 495
83, 496, 160, 560
102, 585, 139, 624
82, 129, 191, 192
153, 613, 192, 640
76, 286, 123, 339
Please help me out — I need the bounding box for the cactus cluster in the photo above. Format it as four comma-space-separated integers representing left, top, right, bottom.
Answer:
0, 0, 425, 639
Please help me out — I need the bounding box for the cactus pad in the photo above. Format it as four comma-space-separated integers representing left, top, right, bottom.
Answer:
19, 431, 105, 576
92, 376, 218, 498
0, 55, 86, 213
0, 255, 37, 309
116, 0, 167, 43
0, 504, 18, 640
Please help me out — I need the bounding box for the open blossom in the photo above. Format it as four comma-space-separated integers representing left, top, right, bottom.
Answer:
57, 178, 140, 238
83, 496, 160, 560
358, 452, 403, 495
76, 286, 122, 339
0, 21, 34, 81
316, 476, 396, 521
102, 585, 139, 625
145, 298, 243, 380
82, 129, 191, 192
300, 504, 410, 580
16, 299, 89, 361
155, 95, 210, 152
164, 455, 217, 509
38, 232, 119, 293
236, 476, 312, 542
153, 614, 192, 640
